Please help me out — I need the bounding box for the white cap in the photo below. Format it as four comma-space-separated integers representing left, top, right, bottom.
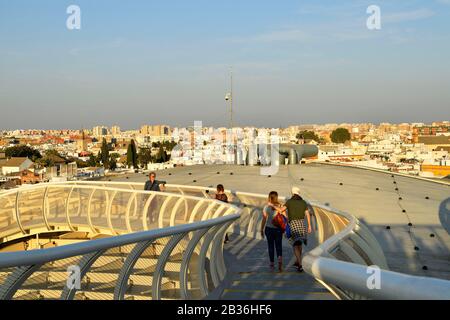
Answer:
291, 186, 301, 196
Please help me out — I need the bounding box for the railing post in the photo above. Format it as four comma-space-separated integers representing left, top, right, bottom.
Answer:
152, 233, 186, 300
0, 264, 43, 300
106, 191, 118, 235
125, 193, 138, 233
86, 189, 98, 234
65, 186, 76, 232
113, 240, 156, 300
42, 187, 51, 231
158, 196, 174, 229
180, 228, 209, 299
14, 191, 26, 235
60, 250, 106, 300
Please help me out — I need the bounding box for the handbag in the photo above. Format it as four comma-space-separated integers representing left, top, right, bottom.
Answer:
272, 213, 288, 233
285, 222, 291, 238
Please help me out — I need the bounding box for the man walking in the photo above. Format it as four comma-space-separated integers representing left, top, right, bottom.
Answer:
285, 187, 312, 272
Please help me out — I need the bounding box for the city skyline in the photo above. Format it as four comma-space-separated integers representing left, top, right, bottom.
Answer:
1, 120, 450, 133
1, 0, 450, 129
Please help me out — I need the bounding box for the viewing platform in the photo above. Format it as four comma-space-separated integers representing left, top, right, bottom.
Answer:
0, 163, 449, 300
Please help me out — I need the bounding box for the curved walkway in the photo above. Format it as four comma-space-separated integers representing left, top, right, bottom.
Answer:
112, 163, 450, 280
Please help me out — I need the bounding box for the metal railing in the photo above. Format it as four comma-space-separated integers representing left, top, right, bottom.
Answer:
0, 183, 241, 300
1, 180, 450, 300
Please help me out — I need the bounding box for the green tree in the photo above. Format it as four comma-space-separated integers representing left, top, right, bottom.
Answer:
109, 157, 117, 171
87, 154, 100, 167
296, 131, 320, 142
100, 138, 110, 169
138, 148, 153, 168
5, 145, 41, 161
44, 149, 62, 158
126, 139, 138, 168
330, 128, 351, 144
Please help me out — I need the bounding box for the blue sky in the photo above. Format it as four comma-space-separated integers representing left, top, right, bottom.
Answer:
0, 0, 449, 129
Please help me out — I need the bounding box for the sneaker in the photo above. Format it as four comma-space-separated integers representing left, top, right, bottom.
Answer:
297, 265, 304, 272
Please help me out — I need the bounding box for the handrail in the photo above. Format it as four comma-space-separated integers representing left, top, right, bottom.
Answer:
0, 214, 240, 269
0, 182, 242, 300
303, 256, 450, 300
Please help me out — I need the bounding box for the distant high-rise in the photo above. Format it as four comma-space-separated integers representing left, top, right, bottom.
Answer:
140, 125, 171, 136
111, 126, 121, 136
93, 126, 108, 137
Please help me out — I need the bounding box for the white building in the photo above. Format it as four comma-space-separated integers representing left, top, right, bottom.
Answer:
0, 157, 34, 175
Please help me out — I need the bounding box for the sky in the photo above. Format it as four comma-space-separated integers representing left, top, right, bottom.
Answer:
0, 0, 449, 130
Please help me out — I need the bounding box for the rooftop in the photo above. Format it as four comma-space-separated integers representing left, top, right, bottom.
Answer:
0, 157, 32, 168
109, 163, 450, 280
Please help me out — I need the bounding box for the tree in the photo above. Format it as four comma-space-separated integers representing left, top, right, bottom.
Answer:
100, 138, 110, 169
330, 128, 351, 144
109, 157, 117, 171
126, 139, 138, 168
296, 130, 320, 142
5, 145, 41, 161
155, 145, 168, 163
87, 154, 100, 167
138, 148, 153, 168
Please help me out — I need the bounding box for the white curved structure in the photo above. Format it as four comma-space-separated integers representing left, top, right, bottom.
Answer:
1, 181, 450, 300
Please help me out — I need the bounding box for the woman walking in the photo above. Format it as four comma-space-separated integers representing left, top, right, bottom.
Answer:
261, 191, 286, 272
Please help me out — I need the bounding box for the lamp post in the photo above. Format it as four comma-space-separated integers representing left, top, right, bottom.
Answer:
225, 68, 233, 129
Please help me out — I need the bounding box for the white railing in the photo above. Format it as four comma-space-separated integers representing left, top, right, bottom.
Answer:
0, 183, 241, 300
1, 180, 450, 300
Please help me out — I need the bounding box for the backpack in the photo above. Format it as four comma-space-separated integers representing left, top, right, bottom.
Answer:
272, 213, 288, 233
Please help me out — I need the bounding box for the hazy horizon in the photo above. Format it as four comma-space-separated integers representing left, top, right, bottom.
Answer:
1, 0, 450, 130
